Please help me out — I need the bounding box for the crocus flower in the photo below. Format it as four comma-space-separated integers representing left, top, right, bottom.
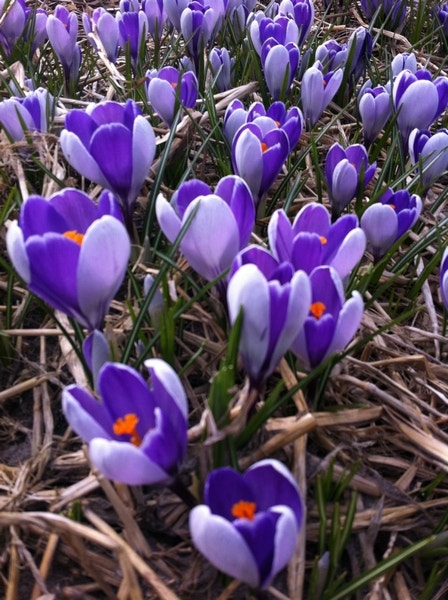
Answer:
142, 0, 167, 39
209, 47, 234, 92
261, 39, 300, 100
83, 7, 120, 63
440, 246, 448, 310
62, 359, 187, 485
227, 249, 310, 388
60, 99, 156, 229
392, 68, 448, 142
6, 189, 130, 331
146, 66, 198, 126
0, 87, 54, 141
315, 38, 348, 72
390, 51, 417, 77
0, 0, 27, 56
360, 188, 422, 261
164, 0, 190, 30
409, 128, 448, 188
345, 27, 372, 87
116, 8, 148, 70
360, 0, 406, 30
232, 121, 290, 205
156, 175, 255, 290
24, 7, 48, 57
46, 5, 82, 86
278, 0, 314, 46
190, 459, 303, 589
325, 142, 376, 215
180, 0, 224, 69
358, 84, 392, 147
249, 14, 298, 56
268, 203, 366, 279
301, 61, 343, 128
290, 265, 364, 370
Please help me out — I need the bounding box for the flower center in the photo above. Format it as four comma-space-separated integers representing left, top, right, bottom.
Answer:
320, 235, 327, 244
171, 82, 177, 88
63, 230, 84, 245
261, 142, 269, 153
231, 500, 257, 520
310, 301, 326, 319
113, 413, 142, 446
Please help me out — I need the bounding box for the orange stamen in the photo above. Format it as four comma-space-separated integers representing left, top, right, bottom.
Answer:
64, 230, 84, 245
231, 500, 257, 520
171, 82, 177, 88
320, 235, 327, 245
389, 203, 396, 210
275, 120, 281, 127
310, 301, 326, 319
113, 413, 142, 446
261, 142, 269, 153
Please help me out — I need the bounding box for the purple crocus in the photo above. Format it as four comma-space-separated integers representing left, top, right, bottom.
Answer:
156, 175, 255, 289
345, 27, 372, 88
392, 68, 448, 142
261, 39, 300, 100
301, 61, 343, 128
0, 0, 27, 56
290, 265, 364, 370
232, 121, 290, 206
249, 14, 299, 56
390, 52, 417, 77
409, 128, 448, 188
180, 0, 224, 69
0, 88, 54, 141
142, 0, 167, 39
268, 203, 366, 279
146, 66, 198, 126
60, 99, 156, 229
227, 248, 310, 388
440, 246, 448, 310
360, 188, 422, 261
46, 5, 82, 87
83, 7, 120, 63
116, 8, 148, 70
190, 459, 303, 589
62, 359, 187, 485
209, 47, 234, 92
325, 142, 376, 216
278, 0, 314, 46
315, 38, 348, 72
24, 7, 48, 57
358, 85, 392, 147
360, 0, 406, 30
6, 189, 130, 331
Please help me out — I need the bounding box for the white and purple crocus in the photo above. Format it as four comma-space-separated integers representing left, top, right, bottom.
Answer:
146, 65, 198, 127
60, 99, 156, 230
6, 189, 130, 331
190, 459, 303, 589
62, 359, 187, 485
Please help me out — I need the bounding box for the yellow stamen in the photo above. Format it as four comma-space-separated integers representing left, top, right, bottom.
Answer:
63, 230, 84, 245
310, 301, 326, 319
113, 413, 142, 446
231, 500, 257, 520
320, 235, 327, 245
261, 142, 268, 153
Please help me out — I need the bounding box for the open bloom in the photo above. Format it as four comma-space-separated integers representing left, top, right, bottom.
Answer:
6, 189, 130, 331
146, 66, 198, 126
291, 266, 364, 370
62, 359, 188, 485
156, 175, 255, 288
228, 249, 310, 388
301, 61, 343, 128
409, 128, 448, 188
190, 459, 303, 589
60, 99, 156, 228
392, 69, 448, 141
268, 203, 366, 279
232, 121, 290, 205
358, 85, 392, 147
278, 0, 314, 46
325, 142, 376, 215
360, 188, 422, 261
